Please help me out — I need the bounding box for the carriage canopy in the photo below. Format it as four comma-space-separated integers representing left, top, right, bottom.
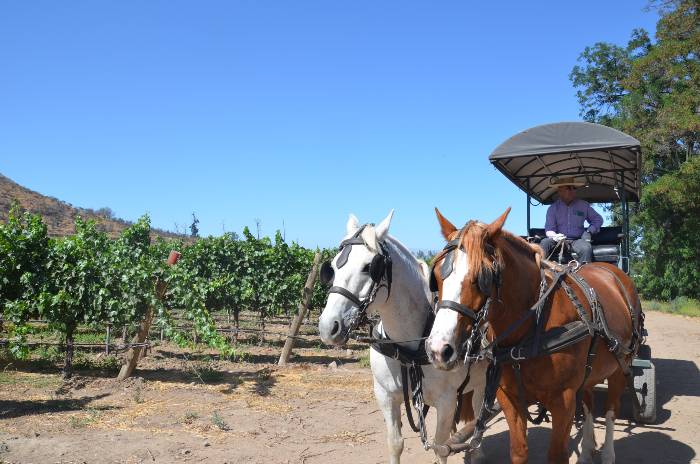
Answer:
489, 122, 641, 204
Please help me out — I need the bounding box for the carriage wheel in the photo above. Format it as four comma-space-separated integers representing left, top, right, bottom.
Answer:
632, 344, 657, 424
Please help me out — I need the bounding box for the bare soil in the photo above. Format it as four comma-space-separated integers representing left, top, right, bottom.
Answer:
0, 311, 698, 464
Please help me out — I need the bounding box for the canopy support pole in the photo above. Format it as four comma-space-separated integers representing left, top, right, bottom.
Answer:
619, 172, 630, 274
526, 179, 531, 235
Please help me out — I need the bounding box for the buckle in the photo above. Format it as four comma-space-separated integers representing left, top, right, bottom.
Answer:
567, 259, 582, 272
510, 346, 526, 361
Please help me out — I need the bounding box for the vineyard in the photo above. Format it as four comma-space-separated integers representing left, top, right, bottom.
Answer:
0, 206, 333, 379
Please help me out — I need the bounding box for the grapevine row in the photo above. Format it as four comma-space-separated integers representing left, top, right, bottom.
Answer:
0, 206, 333, 378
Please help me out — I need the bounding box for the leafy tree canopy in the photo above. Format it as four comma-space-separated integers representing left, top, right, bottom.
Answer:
570, 0, 700, 299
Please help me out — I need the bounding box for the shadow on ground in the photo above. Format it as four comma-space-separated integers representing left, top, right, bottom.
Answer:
0, 393, 115, 419
479, 424, 696, 464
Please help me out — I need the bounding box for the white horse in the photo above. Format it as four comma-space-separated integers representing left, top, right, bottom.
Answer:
318, 211, 487, 464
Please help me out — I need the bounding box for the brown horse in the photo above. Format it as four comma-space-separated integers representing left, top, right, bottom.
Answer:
425, 207, 643, 464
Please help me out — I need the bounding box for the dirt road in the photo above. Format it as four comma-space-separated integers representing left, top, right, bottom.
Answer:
0, 311, 697, 463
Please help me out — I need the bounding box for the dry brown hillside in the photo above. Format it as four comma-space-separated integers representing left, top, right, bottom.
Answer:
0, 173, 187, 240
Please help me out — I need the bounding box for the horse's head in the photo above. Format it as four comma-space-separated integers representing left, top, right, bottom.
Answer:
318, 210, 394, 346
425, 207, 510, 370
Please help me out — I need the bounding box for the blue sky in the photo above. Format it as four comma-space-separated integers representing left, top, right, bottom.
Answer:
0, 1, 659, 250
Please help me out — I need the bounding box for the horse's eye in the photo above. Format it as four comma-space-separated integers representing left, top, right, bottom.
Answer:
361, 264, 370, 273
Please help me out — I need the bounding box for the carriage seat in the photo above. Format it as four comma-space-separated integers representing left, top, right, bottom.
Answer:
527, 226, 622, 264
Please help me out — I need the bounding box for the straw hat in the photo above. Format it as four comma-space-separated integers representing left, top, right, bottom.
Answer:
549, 176, 585, 188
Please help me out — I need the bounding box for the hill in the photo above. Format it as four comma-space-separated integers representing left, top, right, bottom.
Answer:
0, 173, 188, 240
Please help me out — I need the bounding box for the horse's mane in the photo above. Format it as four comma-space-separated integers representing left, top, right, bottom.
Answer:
385, 235, 429, 285
457, 221, 543, 283
344, 225, 428, 285
499, 230, 543, 266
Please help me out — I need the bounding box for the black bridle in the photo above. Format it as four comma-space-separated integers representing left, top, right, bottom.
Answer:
320, 225, 393, 335
428, 223, 501, 360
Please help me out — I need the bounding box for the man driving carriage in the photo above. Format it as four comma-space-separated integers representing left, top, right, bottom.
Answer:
539, 176, 603, 263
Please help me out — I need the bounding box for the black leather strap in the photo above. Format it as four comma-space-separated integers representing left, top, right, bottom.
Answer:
436, 300, 480, 322
328, 286, 364, 307
401, 365, 429, 433
335, 226, 367, 268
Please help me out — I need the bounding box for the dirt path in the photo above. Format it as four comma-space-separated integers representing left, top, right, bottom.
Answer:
0, 311, 698, 463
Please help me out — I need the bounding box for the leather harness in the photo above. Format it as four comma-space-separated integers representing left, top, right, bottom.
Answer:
321, 225, 441, 448
427, 225, 645, 456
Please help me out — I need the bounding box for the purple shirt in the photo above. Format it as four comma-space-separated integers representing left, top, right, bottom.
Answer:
545, 199, 603, 239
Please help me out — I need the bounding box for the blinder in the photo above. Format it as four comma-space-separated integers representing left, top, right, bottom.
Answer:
429, 225, 501, 333
320, 261, 334, 286
477, 267, 493, 295
320, 246, 392, 288
321, 224, 393, 311
429, 253, 454, 292
429, 232, 501, 297
370, 253, 390, 283
429, 239, 459, 293
335, 243, 353, 268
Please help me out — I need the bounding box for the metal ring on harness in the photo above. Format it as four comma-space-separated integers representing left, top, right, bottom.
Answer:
510, 346, 526, 361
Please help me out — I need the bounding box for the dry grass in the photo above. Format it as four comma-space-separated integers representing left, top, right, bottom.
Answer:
318, 430, 377, 444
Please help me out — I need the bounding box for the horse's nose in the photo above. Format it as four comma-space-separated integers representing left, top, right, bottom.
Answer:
441, 344, 454, 362
319, 314, 347, 346
330, 320, 340, 337
426, 336, 457, 369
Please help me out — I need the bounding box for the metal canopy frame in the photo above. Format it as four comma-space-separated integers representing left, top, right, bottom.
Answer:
491, 148, 641, 205
489, 122, 642, 273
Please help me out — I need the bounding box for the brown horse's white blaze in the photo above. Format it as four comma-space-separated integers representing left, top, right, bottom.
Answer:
427, 245, 468, 369
426, 207, 640, 464
427, 207, 506, 370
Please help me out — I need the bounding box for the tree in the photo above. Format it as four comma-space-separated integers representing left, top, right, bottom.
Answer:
570, 0, 700, 299
190, 213, 200, 238
636, 157, 700, 299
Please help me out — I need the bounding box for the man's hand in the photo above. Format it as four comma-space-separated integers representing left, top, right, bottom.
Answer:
581, 231, 592, 242
553, 233, 566, 242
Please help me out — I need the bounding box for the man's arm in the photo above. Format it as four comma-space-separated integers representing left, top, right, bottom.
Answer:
586, 204, 603, 234
545, 204, 558, 237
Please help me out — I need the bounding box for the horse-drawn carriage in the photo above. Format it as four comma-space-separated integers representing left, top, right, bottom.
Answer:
318, 121, 656, 464
489, 121, 656, 424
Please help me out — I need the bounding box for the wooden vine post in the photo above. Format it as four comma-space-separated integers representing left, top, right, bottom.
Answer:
278, 251, 321, 365
117, 250, 180, 381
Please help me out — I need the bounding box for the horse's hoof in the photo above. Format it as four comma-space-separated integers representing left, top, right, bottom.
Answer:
601, 447, 615, 464
468, 449, 487, 464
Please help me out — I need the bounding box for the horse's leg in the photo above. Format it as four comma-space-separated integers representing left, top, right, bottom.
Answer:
547, 387, 577, 464
496, 386, 528, 464
601, 370, 625, 464
577, 389, 596, 464
374, 381, 404, 464
433, 395, 458, 464
468, 378, 487, 464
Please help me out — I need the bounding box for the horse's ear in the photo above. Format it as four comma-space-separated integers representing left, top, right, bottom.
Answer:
486, 207, 511, 239
375, 209, 394, 241
435, 208, 457, 240
346, 213, 360, 235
